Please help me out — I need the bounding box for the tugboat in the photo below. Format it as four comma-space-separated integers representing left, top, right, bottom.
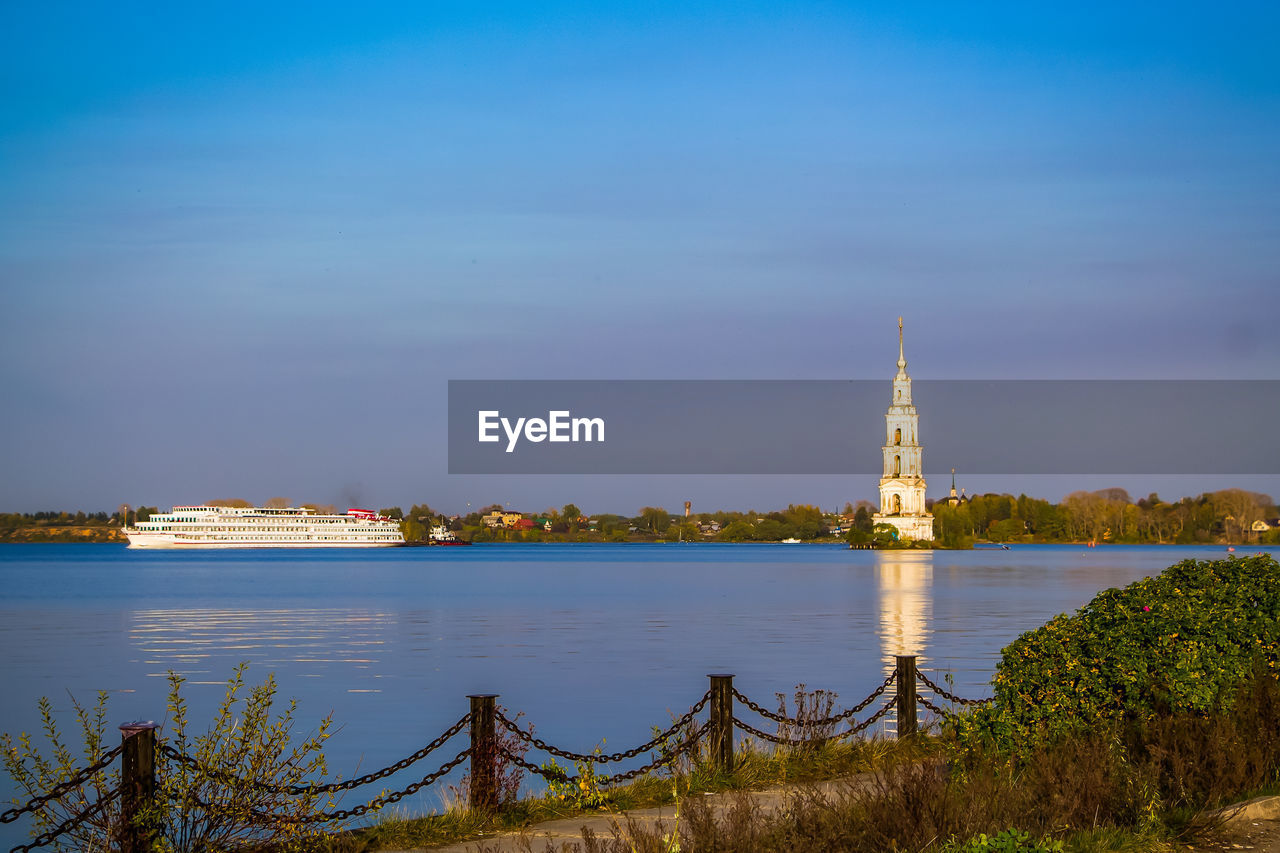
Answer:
429, 522, 471, 546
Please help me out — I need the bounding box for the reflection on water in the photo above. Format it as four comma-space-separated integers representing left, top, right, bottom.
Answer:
877, 550, 933, 669
130, 609, 393, 690
2, 542, 1269, 845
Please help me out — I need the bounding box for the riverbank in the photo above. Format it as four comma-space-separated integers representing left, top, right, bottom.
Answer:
0, 524, 125, 543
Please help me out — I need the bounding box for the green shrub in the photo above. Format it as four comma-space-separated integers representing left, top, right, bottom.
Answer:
3, 663, 336, 852
942, 828, 1064, 852
959, 555, 1280, 746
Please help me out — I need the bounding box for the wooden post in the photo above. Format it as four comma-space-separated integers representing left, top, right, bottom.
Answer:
708, 674, 734, 773
468, 694, 498, 811
118, 721, 158, 853
895, 656, 918, 739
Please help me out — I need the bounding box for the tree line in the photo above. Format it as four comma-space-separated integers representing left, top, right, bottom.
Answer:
2, 488, 1276, 546
930, 488, 1278, 548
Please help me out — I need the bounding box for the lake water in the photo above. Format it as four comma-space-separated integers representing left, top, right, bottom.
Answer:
0, 542, 1270, 837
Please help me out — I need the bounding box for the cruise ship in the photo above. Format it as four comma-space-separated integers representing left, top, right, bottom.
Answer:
123, 505, 405, 549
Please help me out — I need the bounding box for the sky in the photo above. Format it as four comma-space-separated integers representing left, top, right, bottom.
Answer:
2, 1, 1278, 515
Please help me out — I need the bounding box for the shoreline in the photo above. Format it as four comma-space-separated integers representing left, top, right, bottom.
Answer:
0, 535, 1271, 549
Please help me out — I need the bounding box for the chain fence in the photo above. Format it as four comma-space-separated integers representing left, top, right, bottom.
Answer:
498, 720, 712, 787
159, 711, 471, 796
6, 665, 1000, 851
245, 746, 474, 825
1, 745, 122, 827
731, 671, 896, 729
495, 692, 711, 765
8, 787, 119, 853
733, 698, 897, 746
915, 670, 994, 707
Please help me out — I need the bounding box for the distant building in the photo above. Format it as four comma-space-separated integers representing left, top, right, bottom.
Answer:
939, 469, 968, 507
482, 510, 525, 529
871, 318, 934, 541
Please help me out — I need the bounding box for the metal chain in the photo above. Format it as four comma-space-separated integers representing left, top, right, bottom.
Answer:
1, 745, 123, 825
498, 720, 712, 787
495, 746, 564, 782
914, 671, 993, 707
8, 787, 119, 853
917, 695, 952, 717
732, 717, 806, 746
843, 701, 896, 736
159, 712, 471, 796
205, 746, 472, 825
732, 671, 897, 728
732, 700, 895, 746
495, 692, 711, 764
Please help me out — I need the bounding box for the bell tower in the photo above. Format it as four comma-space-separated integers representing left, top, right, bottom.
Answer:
872, 318, 933, 541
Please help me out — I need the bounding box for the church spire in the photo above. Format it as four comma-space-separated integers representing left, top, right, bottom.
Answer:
897, 316, 906, 371
874, 316, 932, 541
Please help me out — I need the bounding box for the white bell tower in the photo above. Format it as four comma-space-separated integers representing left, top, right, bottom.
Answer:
872, 318, 934, 541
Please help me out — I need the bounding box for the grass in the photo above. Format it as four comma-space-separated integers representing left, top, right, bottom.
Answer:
321, 734, 931, 851
314, 671, 1280, 852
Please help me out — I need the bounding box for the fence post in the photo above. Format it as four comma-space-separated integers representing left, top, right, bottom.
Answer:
708, 674, 734, 773
468, 694, 498, 811
895, 656, 918, 739
118, 721, 158, 853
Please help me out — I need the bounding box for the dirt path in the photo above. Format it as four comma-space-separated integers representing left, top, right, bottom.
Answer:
394, 778, 852, 852
1186, 797, 1280, 853
1187, 820, 1280, 852
392, 790, 1280, 853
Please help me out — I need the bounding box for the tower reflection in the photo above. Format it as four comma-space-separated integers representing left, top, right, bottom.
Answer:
876, 550, 934, 672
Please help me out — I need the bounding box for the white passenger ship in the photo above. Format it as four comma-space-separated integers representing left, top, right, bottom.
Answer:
123, 505, 405, 549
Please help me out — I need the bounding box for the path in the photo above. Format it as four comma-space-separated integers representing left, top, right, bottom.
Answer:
390, 790, 1280, 853
393, 778, 854, 853
1187, 796, 1280, 853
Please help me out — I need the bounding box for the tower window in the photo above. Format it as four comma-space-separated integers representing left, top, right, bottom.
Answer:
893, 455, 901, 477
892, 494, 902, 514
894, 428, 901, 445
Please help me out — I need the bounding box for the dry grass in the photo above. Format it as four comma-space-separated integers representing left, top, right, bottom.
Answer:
503, 672, 1280, 853
318, 674, 1280, 852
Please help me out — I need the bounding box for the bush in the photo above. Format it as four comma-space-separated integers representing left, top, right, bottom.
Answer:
959, 555, 1280, 746
3, 664, 336, 852
592, 674, 1280, 852
942, 828, 1063, 852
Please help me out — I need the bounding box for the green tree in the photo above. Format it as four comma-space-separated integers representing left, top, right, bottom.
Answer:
593, 514, 625, 534
378, 506, 404, 520
782, 504, 824, 539
637, 507, 671, 534
872, 523, 900, 546
408, 503, 436, 522
853, 506, 873, 533
400, 518, 426, 541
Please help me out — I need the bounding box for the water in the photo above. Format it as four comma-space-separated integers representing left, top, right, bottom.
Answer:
0, 542, 1269, 837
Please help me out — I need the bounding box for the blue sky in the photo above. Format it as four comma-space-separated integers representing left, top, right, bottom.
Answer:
2, 1, 1277, 514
